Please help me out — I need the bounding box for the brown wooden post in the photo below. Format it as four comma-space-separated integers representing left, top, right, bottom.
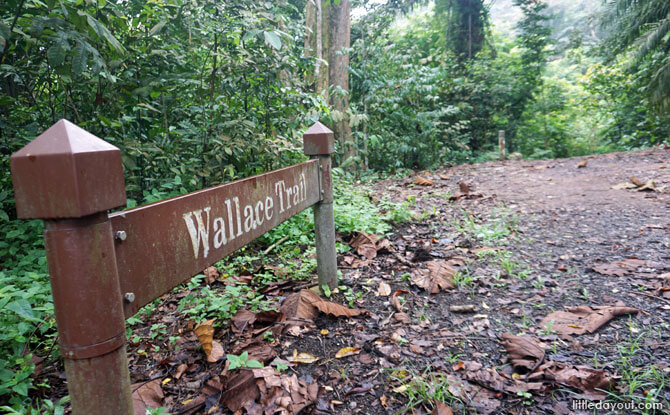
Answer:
498, 130, 506, 161
303, 122, 338, 289
10, 120, 133, 415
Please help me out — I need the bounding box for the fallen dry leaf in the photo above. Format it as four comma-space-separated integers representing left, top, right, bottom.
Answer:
349, 232, 390, 259
443, 374, 501, 415
416, 176, 434, 186
390, 289, 406, 312
459, 181, 470, 194
282, 289, 364, 320
203, 266, 220, 284
539, 305, 639, 337
432, 401, 454, 415
377, 282, 392, 297
501, 333, 545, 371
132, 379, 164, 415
412, 261, 455, 293
174, 363, 188, 380
232, 309, 256, 333
290, 349, 319, 364
577, 160, 588, 168
335, 347, 361, 358
593, 258, 649, 277
194, 319, 223, 362
612, 182, 637, 190
528, 362, 618, 400
208, 341, 224, 363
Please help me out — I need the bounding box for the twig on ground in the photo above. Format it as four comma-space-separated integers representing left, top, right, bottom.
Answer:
629, 290, 670, 306
263, 235, 290, 256
292, 281, 318, 291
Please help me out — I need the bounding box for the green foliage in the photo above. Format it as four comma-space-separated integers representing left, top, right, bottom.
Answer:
455, 205, 518, 245
603, 0, 670, 110
226, 352, 263, 370
434, 0, 489, 60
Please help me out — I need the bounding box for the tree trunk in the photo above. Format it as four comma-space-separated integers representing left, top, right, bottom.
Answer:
305, 0, 355, 168
305, 0, 329, 100
327, 0, 354, 166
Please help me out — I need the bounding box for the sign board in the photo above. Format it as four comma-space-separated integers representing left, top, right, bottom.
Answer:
110, 160, 321, 316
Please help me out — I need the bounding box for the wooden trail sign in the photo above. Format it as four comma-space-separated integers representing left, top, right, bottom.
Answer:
10, 119, 338, 414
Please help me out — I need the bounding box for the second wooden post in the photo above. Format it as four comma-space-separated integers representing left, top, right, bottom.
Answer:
303, 122, 338, 289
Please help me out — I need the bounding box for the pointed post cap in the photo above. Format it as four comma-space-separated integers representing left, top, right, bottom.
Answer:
303, 122, 335, 155
10, 120, 126, 219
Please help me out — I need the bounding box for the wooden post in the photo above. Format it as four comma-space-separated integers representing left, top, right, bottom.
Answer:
498, 130, 506, 161
10, 120, 133, 415
303, 122, 338, 289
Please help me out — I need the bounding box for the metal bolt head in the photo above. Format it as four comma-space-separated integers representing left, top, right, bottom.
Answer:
115, 230, 127, 241
123, 292, 135, 303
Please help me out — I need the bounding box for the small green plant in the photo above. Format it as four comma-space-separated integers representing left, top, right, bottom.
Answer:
456, 205, 519, 245
516, 390, 533, 405
391, 368, 463, 413
321, 284, 332, 298
149, 323, 167, 340
532, 276, 545, 289
339, 285, 362, 308
453, 269, 475, 289
227, 352, 263, 370
273, 360, 289, 372
146, 408, 170, 415
263, 330, 275, 343
539, 320, 556, 336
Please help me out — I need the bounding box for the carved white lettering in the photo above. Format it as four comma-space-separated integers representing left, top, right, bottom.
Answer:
265, 196, 273, 221
182, 207, 211, 259
213, 217, 226, 248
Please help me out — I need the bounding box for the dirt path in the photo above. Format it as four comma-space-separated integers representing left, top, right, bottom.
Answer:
347, 148, 669, 414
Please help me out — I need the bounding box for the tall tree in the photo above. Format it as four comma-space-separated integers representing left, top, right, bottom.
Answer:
435, 0, 488, 60
507, 0, 551, 148
305, 0, 355, 166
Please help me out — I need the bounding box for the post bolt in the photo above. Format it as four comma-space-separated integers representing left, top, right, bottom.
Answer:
123, 292, 135, 303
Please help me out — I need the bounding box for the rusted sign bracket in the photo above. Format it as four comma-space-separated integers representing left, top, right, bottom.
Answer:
10, 120, 337, 415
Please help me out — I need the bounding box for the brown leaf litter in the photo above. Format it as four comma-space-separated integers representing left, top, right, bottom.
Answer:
539, 305, 639, 337
411, 260, 456, 293
348, 232, 390, 259
132, 379, 164, 415
280, 289, 365, 322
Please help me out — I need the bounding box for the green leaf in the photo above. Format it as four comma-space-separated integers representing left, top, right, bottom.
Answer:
245, 360, 263, 368
47, 42, 66, 66
0, 22, 10, 53
71, 44, 88, 76
242, 29, 261, 42
83, 13, 125, 54
263, 31, 281, 50
7, 299, 38, 321
148, 21, 167, 37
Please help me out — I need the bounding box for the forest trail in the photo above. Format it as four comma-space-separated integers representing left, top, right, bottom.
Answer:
355, 147, 670, 414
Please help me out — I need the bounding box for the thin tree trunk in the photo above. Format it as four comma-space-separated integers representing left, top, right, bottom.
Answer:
328, 0, 354, 166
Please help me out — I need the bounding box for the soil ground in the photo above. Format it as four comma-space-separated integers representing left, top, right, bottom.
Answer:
34, 148, 670, 414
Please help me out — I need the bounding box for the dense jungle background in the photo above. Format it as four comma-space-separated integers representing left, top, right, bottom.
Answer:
0, 0, 669, 412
